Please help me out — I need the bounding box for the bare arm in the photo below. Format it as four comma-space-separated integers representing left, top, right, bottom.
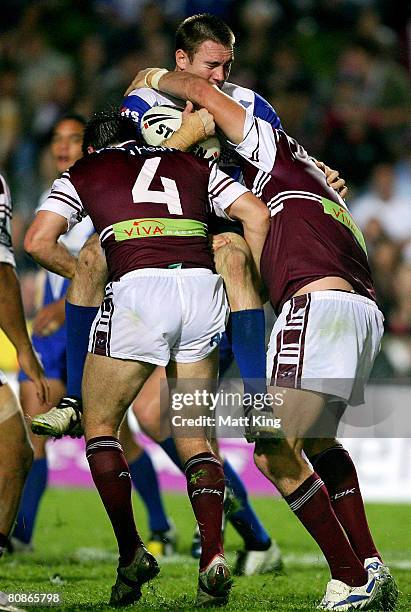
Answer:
0, 263, 34, 354
0, 263, 49, 404
226, 192, 270, 273
24, 210, 76, 279
130, 70, 349, 198
131, 69, 246, 145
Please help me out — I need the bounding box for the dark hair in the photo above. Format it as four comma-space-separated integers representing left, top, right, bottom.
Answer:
175, 13, 235, 59
48, 113, 87, 144
54, 113, 87, 129
82, 110, 138, 154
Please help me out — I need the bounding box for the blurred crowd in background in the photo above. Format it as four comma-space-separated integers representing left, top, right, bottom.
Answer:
1, 0, 411, 378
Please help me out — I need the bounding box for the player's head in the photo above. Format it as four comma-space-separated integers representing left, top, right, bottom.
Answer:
83, 109, 141, 153
50, 114, 86, 173
175, 13, 235, 88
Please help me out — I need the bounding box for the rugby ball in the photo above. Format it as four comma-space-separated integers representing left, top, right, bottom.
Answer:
141, 105, 220, 162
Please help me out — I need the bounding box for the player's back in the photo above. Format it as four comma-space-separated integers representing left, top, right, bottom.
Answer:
68, 143, 215, 280
237, 118, 375, 312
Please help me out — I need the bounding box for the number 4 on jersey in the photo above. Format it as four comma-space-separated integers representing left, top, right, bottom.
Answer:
132, 157, 183, 215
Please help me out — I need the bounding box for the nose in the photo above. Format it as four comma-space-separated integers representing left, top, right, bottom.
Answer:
56, 139, 69, 152
211, 66, 225, 85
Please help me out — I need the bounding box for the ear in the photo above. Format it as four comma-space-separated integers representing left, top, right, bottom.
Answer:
87, 146, 95, 154
175, 49, 190, 71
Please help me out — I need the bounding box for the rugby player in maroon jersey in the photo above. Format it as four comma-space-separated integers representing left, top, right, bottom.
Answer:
130, 68, 399, 611
24, 110, 270, 607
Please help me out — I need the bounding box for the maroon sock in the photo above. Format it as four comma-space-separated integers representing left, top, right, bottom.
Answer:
284, 473, 367, 587
185, 452, 225, 571
310, 445, 381, 563
86, 436, 143, 566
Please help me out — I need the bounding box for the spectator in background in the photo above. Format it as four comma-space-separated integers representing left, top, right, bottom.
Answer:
321, 112, 389, 193
388, 262, 411, 336
265, 45, 315, 144
0, 64, 20, 172
393, 130, 411, 200
330, 38, 411, 155
355, 6, 398, 54
368, 236, 402, 318
351, 162, 411, 245
379, 262, 411, 378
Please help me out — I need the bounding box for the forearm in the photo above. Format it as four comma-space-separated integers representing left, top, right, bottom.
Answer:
24, 211, 77, 279
158, 71, 209, 107
226, 192, 270, 271
27, 241, 76, 279
157, 72, 245, 144
242, 223, 268, 273
0, 264, 32, 351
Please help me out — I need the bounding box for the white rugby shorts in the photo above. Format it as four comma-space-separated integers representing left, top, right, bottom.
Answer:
267, 290, 384, 405
88, 268, 228, 365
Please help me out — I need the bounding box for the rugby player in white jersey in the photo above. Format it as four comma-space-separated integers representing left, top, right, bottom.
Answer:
0, 172, 47, 559
133, 66, 398, 611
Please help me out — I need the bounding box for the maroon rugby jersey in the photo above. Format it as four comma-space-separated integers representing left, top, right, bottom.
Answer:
40, 142, 248, 281
235, 115, 376, 313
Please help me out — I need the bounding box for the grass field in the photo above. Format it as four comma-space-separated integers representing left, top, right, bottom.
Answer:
1, 489, 410, 611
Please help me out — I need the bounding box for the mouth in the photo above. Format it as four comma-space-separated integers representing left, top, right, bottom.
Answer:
56, 155, 72, 170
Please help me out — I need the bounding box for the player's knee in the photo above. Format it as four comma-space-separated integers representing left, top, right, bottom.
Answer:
253, 438, 301, 481
215, 243, 250, 281
253, 439, 280, 475
134, 407, 162, 443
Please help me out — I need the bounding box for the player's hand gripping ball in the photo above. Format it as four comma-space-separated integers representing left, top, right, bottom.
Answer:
141, 105, 220, 162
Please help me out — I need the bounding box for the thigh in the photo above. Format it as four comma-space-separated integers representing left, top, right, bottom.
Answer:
82, 352, 155, 439
268, 384, 327, 440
